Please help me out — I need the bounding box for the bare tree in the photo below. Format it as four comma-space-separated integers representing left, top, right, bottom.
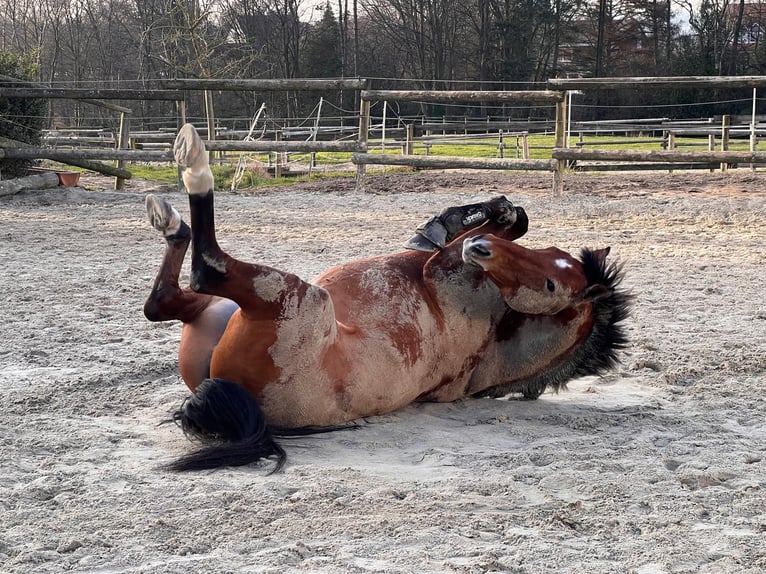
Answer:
677, 0, 735, 74
361, 0, 464, 88
727, 0, 746, 73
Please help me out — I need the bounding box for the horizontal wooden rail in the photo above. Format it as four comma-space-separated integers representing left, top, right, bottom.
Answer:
552, 148, 766, 164
206, 140, 365, 153
0, 87, 184, 100
0, 75, 134, 113
573, 162, 718, 172
0, 148, 172, 162
162, 78, 368, 91
549, 75, 766, 90
361, 90, 564, 104
1, 140, 363, 162
352, 153, 554, 171
575, 139, 666, 146
0, 172, 60, 197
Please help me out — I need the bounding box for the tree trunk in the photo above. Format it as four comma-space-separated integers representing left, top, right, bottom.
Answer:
595, 0, 608, 77
0, 172, 60, 197
729, 0, 746, 75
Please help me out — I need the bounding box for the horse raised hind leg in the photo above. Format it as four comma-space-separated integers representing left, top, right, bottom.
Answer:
143, 194, 238, 392
164, 124, 344, 472
143, 193, 283, 472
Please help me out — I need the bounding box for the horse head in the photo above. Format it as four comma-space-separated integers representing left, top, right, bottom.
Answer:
462, 234, 613, 315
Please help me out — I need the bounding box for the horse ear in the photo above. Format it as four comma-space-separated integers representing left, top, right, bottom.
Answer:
590, 246, 611, 266
583, 284, 611, 302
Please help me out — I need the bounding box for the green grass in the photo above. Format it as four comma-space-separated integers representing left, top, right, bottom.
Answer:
127, 164, 179, 184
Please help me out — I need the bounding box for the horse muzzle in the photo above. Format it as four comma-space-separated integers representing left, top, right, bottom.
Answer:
462, 235, 493, 266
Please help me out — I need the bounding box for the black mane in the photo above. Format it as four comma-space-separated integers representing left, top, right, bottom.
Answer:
480, 247, 632, 400
574, 247, 632, 377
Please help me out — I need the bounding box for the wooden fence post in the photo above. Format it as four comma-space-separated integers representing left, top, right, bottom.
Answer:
355, 97, 371, 190
667, 131, 675, 174
114, 111, 130, 190
553, 95, 567, 194
750, 88, 757, 171
274, 131, 282, 178
405, 124, 414, 155
721, 114, 730, 172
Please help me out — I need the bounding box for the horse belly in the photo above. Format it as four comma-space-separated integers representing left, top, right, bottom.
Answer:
257, 333, 439, 427
208, 314, 281, 398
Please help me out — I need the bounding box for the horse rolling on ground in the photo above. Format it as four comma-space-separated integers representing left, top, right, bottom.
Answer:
144, 123, 631, 472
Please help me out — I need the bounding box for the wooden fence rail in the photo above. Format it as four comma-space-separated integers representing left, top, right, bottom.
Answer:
552, 148, 766, 164
361, 90, 565, 104
206, 140, 365, 153
354, 89, 567, 189
162, 78, 368, 91
0, 87, 184, 101
547, 75, 766, 90
352, 153, 553, 171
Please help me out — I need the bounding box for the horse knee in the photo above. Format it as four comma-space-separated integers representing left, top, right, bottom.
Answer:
143, 296, 164, 322
143, 287, 186, 322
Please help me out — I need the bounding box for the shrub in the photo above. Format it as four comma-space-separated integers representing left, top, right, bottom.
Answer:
0, 50, 46, 178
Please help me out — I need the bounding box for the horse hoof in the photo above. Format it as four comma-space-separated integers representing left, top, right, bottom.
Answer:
173, 124, 215, 194
173, 124, 207, 168
146, 194, 182, 237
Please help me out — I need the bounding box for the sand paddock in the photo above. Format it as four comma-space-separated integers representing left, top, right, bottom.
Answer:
1, 170, 764, 573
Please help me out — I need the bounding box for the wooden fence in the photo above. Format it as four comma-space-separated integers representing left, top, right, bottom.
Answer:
352, 89, 567, 190
0, 78, 369, 189
4, 75, 766, 193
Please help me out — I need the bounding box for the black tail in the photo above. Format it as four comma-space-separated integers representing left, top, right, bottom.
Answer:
167, 378, 286, 473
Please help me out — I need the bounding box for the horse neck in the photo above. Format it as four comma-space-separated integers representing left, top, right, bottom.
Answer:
477, 290, 627, 399
423, 240, 507, 322
424, 219, 525, 314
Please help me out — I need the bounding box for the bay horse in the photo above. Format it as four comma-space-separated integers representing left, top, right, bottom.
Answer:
144, 124, 630, 472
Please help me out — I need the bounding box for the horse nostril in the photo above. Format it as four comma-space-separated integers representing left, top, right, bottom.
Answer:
472, 243, 491, 258
462, 236, 492, 263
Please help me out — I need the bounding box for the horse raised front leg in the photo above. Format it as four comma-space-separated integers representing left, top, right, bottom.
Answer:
143, 194, 217, 323
173, 124, 334, 325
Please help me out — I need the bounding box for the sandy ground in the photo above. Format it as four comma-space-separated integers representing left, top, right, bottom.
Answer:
1, 169, 765, 573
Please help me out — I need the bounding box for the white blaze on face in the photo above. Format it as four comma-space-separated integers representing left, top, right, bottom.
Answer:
555, 258, 573, 270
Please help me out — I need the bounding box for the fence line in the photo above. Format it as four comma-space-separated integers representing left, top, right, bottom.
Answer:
355, 88, 567, 191
4, 76, 766, 193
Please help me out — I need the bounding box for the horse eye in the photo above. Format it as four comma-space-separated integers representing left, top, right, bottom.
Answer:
546, 279, 555, 292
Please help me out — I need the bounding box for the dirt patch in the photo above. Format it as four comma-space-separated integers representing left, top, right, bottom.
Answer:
1, 170, 765, 573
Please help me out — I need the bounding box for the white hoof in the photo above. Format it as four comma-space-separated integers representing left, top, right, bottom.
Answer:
145, 194, 182, 237
173, 124, 206, 168
173, 124, 214, 195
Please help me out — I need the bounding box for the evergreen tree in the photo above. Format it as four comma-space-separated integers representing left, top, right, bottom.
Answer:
0, 50, 46, 178
302, 3, 342, 78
